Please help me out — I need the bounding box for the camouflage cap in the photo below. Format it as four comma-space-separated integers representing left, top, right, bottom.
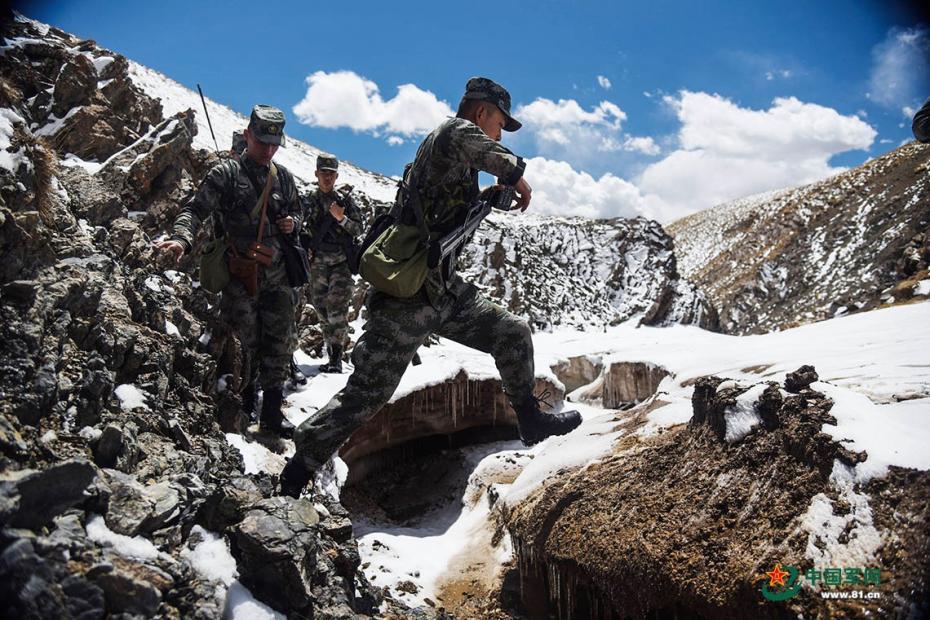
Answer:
316, 154, 338, 171
461, 76, 521, 132
248, 104, 286, 146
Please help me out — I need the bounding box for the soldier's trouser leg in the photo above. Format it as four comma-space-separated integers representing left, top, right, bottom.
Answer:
221, 279, 261, 390
435, 285, 536, 400
293, 292, 437, 466
255, 276, 296, 390
324, 262, 354, 349
309, 262, 330, 344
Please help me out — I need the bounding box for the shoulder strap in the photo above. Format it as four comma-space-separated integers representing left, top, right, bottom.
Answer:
254, 163, 277, 243
403, 165, 430, 243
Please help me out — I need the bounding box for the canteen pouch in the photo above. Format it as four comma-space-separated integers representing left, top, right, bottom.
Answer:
358, 223, 429, 298
199, 237, 230, 293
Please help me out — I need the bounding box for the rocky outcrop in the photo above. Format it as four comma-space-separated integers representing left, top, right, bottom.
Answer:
0, 15, 383, 619
668, 142, 930, 334
506, 367, 929, 618
463, 215, 719, 331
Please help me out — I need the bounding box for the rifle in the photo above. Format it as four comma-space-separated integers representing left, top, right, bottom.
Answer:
427, 186, 515, 280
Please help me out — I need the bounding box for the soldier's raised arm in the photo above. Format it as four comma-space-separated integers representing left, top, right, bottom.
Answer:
336, 192, 363, 236
440, 118, 526, 186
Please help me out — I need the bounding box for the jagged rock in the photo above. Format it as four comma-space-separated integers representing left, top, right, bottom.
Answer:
231, 496, 320, 617
785, 364, 818, 393
0, 458, 99, 528
0, 538, 75, 617
462, 215, 719, 330
197, 475, 263, 532
93, 424, 126, 468
51, 54, 97, 117
87, 556, 173, 616
602, 361, 670, 408
689, 375, 723, 426
550, 355, 603, 393
50, 104, 126, 162
104, 470, 181, 536
757, 382, 783, 430
0, 414, 28, 456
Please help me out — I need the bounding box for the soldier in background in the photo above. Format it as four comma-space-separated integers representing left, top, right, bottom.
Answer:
155, 105, 300, 438
913, 97, 930, 143
300, 154, 363, 373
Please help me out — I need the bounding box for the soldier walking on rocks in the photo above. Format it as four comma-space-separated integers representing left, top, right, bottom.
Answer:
279, 78, 582, 497
155, 105, 300, 438
300, 154, 363, 373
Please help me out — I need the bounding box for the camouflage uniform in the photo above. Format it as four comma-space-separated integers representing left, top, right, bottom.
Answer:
301, 156, 363, 354
290, 78, 535, 472
170, 110, 301, 393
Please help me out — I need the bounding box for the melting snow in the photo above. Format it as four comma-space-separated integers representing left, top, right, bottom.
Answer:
114, 384, 150, 410
86, 515, 163, 561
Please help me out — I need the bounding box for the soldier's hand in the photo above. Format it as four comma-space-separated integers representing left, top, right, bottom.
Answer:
277, 215, 296, 234
514, 177, 532, 211
329, 201, 345, 222
154, 239, 185, 265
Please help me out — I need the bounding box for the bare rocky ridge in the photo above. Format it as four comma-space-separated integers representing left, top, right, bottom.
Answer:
668, 143, 930, 334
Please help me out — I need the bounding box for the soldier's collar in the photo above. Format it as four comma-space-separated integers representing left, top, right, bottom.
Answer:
242, 153, 271, 173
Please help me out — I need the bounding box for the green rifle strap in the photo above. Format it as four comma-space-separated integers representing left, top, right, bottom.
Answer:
405, 166, 430, 244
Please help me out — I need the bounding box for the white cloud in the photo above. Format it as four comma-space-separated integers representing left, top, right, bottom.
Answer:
903, 105, 916, 119
868, 26, 930, 110
386, 136, 405, 146
637, 91, 876, 222
597, 75, 612, 90
513, 97, 658, 166
523, 156, 649, 219
292, 70, 453, 139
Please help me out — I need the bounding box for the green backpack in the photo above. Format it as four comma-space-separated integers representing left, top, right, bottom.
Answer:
358, 166, 431, 298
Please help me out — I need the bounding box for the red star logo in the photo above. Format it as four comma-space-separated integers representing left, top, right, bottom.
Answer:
766, 564, 790, 588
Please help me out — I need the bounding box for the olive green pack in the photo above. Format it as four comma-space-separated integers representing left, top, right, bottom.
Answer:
358, 165, 431, 298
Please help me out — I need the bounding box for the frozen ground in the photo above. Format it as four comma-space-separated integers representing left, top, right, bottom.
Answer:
217, 301, 930, 613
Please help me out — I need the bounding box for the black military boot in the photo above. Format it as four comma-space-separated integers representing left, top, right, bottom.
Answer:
289, 357, 307, 385
319, 344, 343, 374
241, 383, 258, 423
510, 391, 582, 446
259, 387, 295, 439
279, 455, 314, 498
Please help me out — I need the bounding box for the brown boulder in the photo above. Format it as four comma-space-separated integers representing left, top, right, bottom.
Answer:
51, 54, 97, 117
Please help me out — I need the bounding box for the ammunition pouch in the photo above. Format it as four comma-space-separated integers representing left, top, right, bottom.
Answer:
228, 255, 259, 297
247, 241, 275, 266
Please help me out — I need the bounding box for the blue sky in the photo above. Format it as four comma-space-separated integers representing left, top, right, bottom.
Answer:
17, 0, 930, 221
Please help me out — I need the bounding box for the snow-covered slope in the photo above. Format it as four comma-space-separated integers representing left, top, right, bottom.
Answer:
668, 143, 930, 334
126, 62, 398, 203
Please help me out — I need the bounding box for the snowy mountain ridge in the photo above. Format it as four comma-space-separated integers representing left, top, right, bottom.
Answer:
668, 142, 930, 333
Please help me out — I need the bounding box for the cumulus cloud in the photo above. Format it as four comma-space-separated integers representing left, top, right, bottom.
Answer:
522, 156, 648, 220
292, 70, 453, 142
513, 97, 659, 167
597, 75, 612, 90
868, 26, 930, 110
637, 91, 876, 222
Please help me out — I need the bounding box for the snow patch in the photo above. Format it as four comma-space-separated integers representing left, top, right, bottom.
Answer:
114, 384, 150, 410
86, 514, 163, 561
724, 383, 767, 443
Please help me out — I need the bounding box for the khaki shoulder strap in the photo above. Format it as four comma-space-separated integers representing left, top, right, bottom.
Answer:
253, 162, 277, 242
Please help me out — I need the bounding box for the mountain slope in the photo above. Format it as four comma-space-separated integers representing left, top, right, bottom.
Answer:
668, 142, 930, 334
